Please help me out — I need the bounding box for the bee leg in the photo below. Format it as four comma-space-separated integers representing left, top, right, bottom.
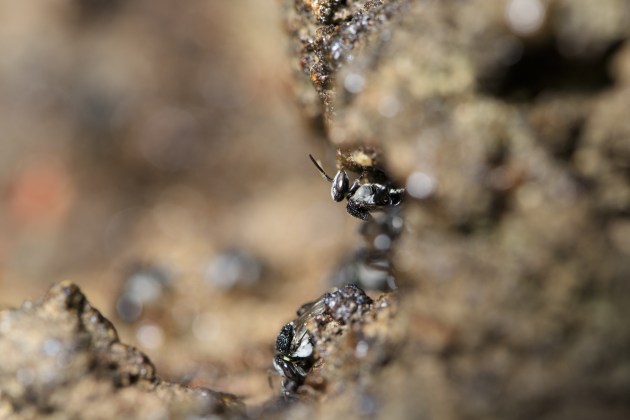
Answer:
267, 367, 279, 390
347, 201, 371, 220
282, 378, 301, 400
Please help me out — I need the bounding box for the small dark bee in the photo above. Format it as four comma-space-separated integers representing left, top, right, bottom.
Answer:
273, 299, 326, 398
272, 285, 374, 398
309, 154, 405, 220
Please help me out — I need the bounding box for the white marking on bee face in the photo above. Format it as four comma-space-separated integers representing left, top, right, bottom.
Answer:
293, 333, 313, 358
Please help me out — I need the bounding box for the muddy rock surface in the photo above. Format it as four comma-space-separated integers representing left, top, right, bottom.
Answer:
284, 0, 630, 418
0, 281, 399, 419
0, 282, 243, 419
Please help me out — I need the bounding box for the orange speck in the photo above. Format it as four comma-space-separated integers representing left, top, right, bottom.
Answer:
9, 157, 75, 230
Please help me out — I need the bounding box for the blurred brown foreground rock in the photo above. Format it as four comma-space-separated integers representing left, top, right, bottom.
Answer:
0, 282, 243, 419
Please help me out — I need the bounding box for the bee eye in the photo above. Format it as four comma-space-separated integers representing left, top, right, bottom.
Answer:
331, 170, 349, 202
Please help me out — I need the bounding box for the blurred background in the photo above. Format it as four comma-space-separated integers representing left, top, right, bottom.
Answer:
2, 1, 630, 416
0, 1, 356, 403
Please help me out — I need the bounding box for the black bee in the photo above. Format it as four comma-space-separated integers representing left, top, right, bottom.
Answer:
309, 154, 404, 220
273, 299, 326, 398
272, 285, 374, 398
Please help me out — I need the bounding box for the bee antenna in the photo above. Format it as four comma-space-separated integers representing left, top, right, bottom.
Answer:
309, 154, 333, 182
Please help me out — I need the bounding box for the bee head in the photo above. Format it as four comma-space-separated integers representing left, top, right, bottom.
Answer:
331, 170, 349, 202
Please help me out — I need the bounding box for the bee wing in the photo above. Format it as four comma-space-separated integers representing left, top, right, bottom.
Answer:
291, 297, 326, 333
289, 297, 328, 355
